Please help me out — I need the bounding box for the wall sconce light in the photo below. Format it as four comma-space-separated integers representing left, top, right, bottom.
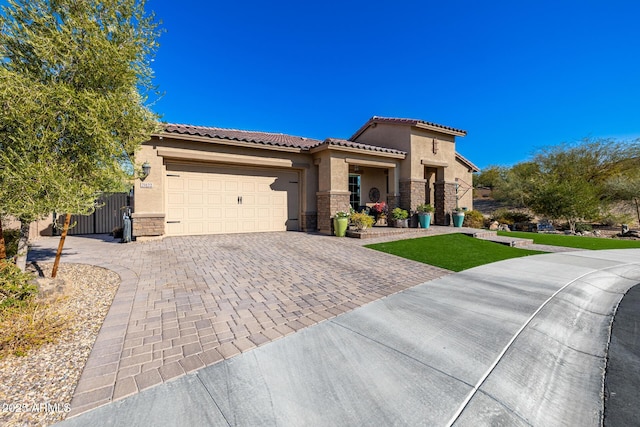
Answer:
142, 161, 151, 179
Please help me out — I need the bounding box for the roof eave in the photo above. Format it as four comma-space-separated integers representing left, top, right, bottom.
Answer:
415, 122, 467, 137
151, 132, 306, 154
310, 141, 406, 159
351, 117, 467, 140
456, 152, 480, 172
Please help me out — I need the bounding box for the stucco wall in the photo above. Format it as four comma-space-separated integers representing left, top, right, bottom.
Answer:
411, 129, 457, 181
453, 158, 475, 211
353, 124, 412, 179
358, 166, 388, 206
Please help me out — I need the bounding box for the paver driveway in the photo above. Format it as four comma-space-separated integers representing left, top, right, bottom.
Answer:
28, 231, 451, 416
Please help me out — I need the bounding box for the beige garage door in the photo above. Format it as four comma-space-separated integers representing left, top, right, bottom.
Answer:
165, 163, 299, 236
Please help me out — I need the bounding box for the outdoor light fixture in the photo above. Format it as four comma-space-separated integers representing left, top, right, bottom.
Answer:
142, 161, 151, 179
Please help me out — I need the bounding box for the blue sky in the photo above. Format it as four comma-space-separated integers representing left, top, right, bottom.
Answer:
6, 1, 640, 169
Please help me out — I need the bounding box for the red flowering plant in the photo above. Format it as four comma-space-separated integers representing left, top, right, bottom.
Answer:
370, 201, 388, 219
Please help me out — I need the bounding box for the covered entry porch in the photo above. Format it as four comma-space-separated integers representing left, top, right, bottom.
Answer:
311, 139, 405, 235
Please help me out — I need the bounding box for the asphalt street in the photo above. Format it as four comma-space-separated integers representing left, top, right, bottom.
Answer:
604, 283, 640, 427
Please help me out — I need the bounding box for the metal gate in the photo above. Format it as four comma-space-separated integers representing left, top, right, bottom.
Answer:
65, 193, 129, 235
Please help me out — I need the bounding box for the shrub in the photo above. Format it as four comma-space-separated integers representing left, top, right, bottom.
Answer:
0, 300, 68, 358
350, 212, 375, 230
575, 222, 593, 233
416, 203, 434, 213
463, 210, 485, 228
0, 260, 37, 311
599, 213, 634, 227
2, 229, 20, 259
491, 209, 532, 225
391, 208, 409, 220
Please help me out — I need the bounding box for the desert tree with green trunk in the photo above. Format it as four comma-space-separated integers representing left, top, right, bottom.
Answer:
0, 0, 162, 272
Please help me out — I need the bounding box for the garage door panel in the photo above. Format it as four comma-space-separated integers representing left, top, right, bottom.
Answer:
167, 222, 184, 235
224, 194, 238, 205
207, 180, 222, 191
188, 208, 203, 219
168, 179, 184, 190
167, 207, 184, 220
188, 222, 203, 234
242, 181, 256, 192
167, 193, 185, 204
188, 179, 203, 191
165, 164, 299, 236
188, 193, 203, 205
242, 195, 255, 205
224, 207, 239, 219
207, 194, 222, 205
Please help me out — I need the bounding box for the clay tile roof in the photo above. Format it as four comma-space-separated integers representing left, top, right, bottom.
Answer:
350, 116, 467, 140
322, 138, 406, 155
162, 123, 322, 150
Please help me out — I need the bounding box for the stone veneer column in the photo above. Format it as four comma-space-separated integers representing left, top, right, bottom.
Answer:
434, 181, 458, 225
316, 191, 350, 235
399, 179, 427, 212
386, 194, 400, 211
132, 213, 165, 239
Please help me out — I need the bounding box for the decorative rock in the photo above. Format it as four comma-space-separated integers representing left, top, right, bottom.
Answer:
489, 221, 499, 231
498, 224, 510, 231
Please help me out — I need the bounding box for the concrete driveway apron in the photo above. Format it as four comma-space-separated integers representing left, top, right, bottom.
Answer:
28, 231, 451, 416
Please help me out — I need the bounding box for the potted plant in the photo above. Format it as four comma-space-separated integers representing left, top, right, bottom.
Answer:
350, 211, 375, 231
391, 207, 409, 228
452, 207, 465, 227
416, 203, 434, 229
371, 202, 388, 226
334, 211, 350, 237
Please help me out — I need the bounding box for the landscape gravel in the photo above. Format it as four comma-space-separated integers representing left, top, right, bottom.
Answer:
0, 263, 120, 426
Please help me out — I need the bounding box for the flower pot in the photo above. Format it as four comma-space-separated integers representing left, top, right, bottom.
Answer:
453, 212, 465, 227
334, 217, 349, 237
418, 213, 431, 229
393, 219, 408, 228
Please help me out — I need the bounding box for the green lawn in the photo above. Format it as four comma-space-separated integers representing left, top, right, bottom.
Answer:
497, 231, 640, 250
365, 233, 546, 272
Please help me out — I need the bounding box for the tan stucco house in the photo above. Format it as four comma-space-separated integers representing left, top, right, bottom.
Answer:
132, 116, 478, 239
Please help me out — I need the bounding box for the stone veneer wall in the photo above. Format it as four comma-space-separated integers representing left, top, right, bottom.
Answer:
399, 179, 427, 212
316, 192, 350, 235
434, 181, 458, 225
132, 213, 165, 237
300, 212, 318, 232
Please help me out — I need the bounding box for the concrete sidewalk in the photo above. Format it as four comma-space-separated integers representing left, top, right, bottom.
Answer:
55, 248, 640, 426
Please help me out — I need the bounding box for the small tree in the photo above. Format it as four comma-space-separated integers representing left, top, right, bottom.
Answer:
606, 169, 640, 226
0, 0, 161, 271
528, 139, 638, 232
492, 161, 540, 208
473, 165, 508, 190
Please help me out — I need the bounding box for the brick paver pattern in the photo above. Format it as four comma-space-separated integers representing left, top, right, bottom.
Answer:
29, 231, 452, 416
